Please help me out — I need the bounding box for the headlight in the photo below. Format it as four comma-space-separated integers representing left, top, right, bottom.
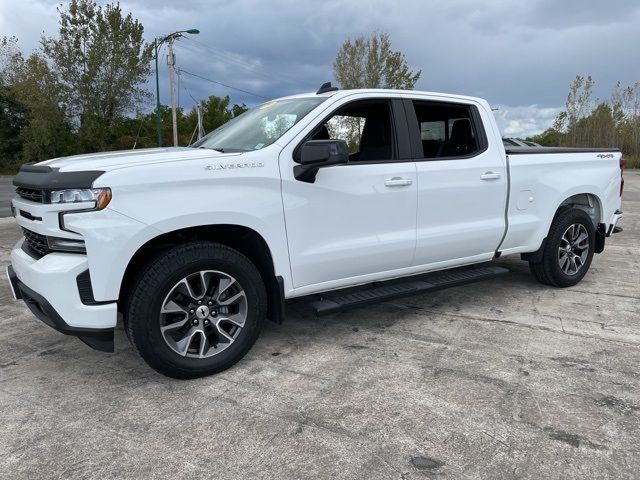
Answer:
50, 188, 112, 210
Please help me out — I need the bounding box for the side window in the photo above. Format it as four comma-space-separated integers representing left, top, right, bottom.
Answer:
420, 121, 445, 142
310, 100, 395, 162
412, 101, 482, 159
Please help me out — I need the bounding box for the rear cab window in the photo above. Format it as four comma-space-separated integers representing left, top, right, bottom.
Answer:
408, 100, 487, 160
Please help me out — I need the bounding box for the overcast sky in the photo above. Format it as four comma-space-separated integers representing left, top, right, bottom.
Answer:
2, 0, 639, 137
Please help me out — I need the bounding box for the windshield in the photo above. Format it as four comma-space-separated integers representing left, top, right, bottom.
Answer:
191, 97, 326, 152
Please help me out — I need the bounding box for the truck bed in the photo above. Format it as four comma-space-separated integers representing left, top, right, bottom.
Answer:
506, 146, 621, 155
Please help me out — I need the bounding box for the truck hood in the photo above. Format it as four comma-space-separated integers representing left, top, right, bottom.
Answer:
38, 147, 239, 172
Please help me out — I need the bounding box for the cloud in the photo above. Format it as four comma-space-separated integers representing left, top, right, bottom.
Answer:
1, 0, 639, 135
492, 105, 563, 138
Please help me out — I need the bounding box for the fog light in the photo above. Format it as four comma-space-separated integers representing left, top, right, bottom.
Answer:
47, 236, 86, 253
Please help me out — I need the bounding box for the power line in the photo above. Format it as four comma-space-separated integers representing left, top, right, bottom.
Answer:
176, 41, 278, 84
177, 68, 270, 100
181, 37, 300, 85
178, 71, 198, 104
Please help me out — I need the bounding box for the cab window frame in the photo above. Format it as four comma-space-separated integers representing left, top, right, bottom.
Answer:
293, 97, 412, 164
402, 98, 488, 161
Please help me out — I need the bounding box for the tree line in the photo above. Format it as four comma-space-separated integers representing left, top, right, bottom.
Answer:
2, 1, 636, 175
529, 75, 640, 167
0, 0, 246, 174
0, 7, 424, 175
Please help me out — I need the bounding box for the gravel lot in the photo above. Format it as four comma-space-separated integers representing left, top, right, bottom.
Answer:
1, 173, 639, 479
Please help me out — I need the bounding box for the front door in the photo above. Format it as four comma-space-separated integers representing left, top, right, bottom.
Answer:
280, 97, 418, 289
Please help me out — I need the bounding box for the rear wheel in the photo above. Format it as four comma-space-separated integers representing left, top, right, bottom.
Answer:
528, 208, 595, 288
126, 241, 266, 379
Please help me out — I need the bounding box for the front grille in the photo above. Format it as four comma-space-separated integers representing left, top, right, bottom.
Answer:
16, 187, 44, 203
22, 228, 50, 257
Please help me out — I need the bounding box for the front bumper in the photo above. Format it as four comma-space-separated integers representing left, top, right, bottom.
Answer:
7, 239, 117, 352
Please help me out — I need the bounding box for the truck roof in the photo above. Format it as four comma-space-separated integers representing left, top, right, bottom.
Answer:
275, 88, 487, 105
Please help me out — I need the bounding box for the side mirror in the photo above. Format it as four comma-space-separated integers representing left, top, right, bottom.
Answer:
294, 139, 348, 183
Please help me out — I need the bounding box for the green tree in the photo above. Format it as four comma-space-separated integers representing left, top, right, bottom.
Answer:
528, 128, 562, 147
333, 32, 421, 89
0, 36, 74, 166
551, 75, 640, 168
193, 95, 244, 133
0, 90, 26, 166
201, 95, 233, 132
0, 37, 25, 171
42, 0, 152, 151
332, 32, 421, 148
231, 103, 248, 118
12, 53, 76, 162
555, 75, 594, 146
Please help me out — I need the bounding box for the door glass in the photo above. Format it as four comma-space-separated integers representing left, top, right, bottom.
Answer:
412, 101, 481, 159
310, 101, 395, 162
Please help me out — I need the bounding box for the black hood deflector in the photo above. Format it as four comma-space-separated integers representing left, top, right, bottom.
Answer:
13, 163, 105, 190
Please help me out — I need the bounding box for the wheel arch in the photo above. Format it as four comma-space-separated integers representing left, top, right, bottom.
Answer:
557, 192, 603, 228
118, 224, 285, 323
522, 191, 605, 263
556, 192, 606, 254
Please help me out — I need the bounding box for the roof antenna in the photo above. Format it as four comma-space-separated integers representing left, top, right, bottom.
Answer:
317, 82, 339, 94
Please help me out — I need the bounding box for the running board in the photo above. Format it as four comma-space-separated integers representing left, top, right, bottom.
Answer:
309, 264, 509, 316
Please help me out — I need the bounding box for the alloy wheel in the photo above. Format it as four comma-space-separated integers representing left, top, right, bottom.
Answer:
557, 223, 589, 276
159, 270, 247, 358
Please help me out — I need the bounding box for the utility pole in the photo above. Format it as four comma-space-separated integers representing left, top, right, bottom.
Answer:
196, 101, 205, 140
167, 38, 179, 147
152, 29, 200, 148
154, 39, 163, 147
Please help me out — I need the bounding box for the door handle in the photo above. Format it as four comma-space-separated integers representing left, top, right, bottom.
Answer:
480, 172, 501, 180
385, 177, 413, 187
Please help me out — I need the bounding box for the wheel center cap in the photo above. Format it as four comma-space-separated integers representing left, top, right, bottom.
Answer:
195, 305, 210, 320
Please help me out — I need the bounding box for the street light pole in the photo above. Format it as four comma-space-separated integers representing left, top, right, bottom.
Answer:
153, 28, 200, 148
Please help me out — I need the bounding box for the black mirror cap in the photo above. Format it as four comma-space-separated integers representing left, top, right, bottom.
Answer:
294, 140, 348, 183
299, 140, 348, 165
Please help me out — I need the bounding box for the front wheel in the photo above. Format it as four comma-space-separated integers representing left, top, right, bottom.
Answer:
528, 208, 595, 288
125, 241, 267, 379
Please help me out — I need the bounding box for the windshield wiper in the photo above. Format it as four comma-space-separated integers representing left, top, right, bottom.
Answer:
198, 146, 225, 153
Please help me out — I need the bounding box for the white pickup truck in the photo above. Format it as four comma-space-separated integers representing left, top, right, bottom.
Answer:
7, 84, 625, 378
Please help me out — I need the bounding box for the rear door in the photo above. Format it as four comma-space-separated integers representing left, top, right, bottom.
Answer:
279, 96, 418, 290
403, 96, 508, 267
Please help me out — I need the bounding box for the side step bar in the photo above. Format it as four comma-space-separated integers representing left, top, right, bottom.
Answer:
310, 264, 509, 316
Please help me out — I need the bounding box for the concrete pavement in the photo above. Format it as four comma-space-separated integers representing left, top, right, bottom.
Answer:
0, 173, 639, 479
0, 178, 14, 218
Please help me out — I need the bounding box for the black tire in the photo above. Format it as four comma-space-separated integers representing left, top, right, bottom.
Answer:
125, 241, 266, 379
528, 208, 595, 288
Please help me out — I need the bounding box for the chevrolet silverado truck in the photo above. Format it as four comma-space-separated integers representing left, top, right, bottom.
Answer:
6, 83, 625, 378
